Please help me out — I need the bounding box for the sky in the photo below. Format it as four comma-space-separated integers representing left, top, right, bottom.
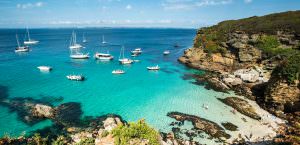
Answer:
0, 0, 299, 28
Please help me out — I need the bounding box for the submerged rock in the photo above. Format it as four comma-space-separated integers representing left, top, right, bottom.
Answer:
167, 112, 230, 140
218, 97, 261, 120
221, 122, 238, 131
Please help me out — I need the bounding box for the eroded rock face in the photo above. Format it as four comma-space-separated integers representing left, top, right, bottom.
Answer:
218, 97, 261, 120
167, 112, 230, 140
263, 78, 300, 116
103, 117, 121, 132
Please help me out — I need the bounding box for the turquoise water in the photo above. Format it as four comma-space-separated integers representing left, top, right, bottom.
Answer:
0, 28, 242, 142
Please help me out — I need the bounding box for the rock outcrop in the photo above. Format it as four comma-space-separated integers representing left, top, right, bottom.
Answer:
167, 112, 231, 140
218, 97, 261, 120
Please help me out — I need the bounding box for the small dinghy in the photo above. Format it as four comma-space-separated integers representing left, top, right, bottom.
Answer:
66, 75, 85, 81
147, 65, 160, 70
131, 53, 138, 57
163, 50, 170, 55
112, 69, 125, 74
37, 66, 52, 71
131, 48, 142, 54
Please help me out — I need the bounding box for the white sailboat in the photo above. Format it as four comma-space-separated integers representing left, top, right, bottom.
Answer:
102, 35, 107, 44
15, 34, 29, 52
70, 48, 89, 59
118, 46, 133, 64
69, 31, 83, 49
24, 28, 39, 45
82, 33, 87, 43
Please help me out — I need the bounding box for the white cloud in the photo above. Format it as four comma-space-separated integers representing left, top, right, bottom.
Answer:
244, 0, 252, 3
126, 4, 132, 10
16, 2, 44, 9
162, 0, 233, 10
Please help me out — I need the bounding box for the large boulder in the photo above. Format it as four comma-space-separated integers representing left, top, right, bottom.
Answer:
103, 117, 121, 132
234, 69, 260, 83
238, 46, 261, 62
32, 104, 55, 119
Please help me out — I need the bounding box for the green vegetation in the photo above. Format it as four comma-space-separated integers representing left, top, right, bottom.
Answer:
194, 30, 227, 55
112, 119, 160, 145
272, 52, 300, 84
51, 135, 69, 145
75, 137, 95, 145
28, 133, 48, 145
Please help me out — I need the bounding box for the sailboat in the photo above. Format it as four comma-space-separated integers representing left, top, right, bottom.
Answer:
95, 37, 113, 60
102, 35, 107, 44
118, 46, 133, 64
82, 33, 87, 43
24, 28, 39, 45
70, 48, 89, 59
15, 34, 29, 52
69, 31, 83, 49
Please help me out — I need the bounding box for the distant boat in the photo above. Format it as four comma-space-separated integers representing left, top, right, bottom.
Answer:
131, 48, 142, 54
37, 66, 52, 72
66, 74, 85, 81
82, 33, 87, 43
94, 53, 113, 60
94, 39, 113, 60
112, 69, 125, 74
24, 28, 39, 45
147, 65, 160, 70
119, 46, 133, 64
69, 31, 83, 49
163, 50, 170, 55
102, 35, 107, 44
70, 52, 89, 59
70, 45, 89, 59
15, 34, 29, 52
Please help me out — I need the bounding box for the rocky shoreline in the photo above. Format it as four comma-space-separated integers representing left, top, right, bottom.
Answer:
179, 10, 300, 144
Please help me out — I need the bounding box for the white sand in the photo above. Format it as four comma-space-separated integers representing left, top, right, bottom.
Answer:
226, 96, 285, 144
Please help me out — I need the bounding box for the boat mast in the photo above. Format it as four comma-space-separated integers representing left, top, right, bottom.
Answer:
26, 27, 31, 41
119, 46, 123, 59
16, 34, 20, 48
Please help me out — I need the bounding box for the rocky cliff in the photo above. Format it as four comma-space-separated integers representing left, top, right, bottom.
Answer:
179, 10, 300, 143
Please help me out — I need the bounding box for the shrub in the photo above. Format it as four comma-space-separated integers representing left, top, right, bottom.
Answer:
112, 119, 160, 145
75, 137, 94, 145
272, 52, 300, 84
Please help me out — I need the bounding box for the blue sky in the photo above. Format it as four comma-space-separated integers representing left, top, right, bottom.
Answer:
0, 0, 299, 28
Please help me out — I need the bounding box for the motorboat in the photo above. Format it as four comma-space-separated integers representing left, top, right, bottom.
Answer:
69, 31, 83, 49
24, 28, 39, 45
66, 75, 85, 81
163, 50, 170, 55
70, 53, 90, 59
94, 52, 113, 60
147, 65, 160, 70
119, 46, 133, 64
15, 34, 29, 52
112, 69, 125, 74
37, 66, 52, 71
131, 48, 142, 54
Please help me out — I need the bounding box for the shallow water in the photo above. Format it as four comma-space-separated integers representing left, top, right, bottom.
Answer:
0, 28, 272, 144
